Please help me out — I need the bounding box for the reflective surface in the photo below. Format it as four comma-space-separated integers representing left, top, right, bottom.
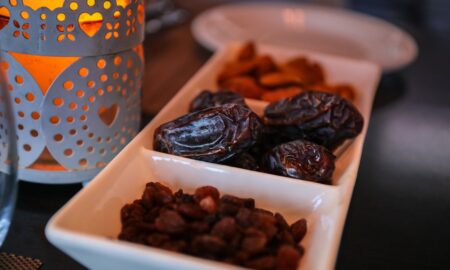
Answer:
0, 55, 17, 246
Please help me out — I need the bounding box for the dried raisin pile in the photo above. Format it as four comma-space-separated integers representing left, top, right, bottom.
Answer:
119, 182, 307, 270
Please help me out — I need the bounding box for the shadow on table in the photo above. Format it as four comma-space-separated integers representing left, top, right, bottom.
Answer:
372, 72, 407, 109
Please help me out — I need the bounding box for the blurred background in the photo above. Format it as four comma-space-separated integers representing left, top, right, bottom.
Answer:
142, 0, 450, 115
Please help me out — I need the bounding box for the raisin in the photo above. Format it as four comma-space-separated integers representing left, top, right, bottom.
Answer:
194, 186, 220, 202
275, 245, 301, 270
189, 221, 210, 234
245, 256, 276, 270
275, 213, 290, 231
119, 182, 308, 269
211, 217, 237, 240
146, 233, 170, 247
174, 189, 195, 203
143, 182, 173, 206
222, 195, 255, 209
235, 207, 253, 227
276, 230, 296, 246
290, 218, 307, 243
155, 210, 186, 234
175, 203, 205, 219
199, 196, 218, 214
241, 228, 268, 255
191, 235, 227, 257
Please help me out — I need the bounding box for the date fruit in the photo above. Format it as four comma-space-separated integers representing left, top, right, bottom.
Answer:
189, 90, 247, 112
154, 104, 263, 163
264, 91, 364, 150
262, 140, 335, 184
226, 152, 260, 171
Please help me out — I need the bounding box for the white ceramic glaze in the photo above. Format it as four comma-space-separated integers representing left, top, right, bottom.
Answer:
46, 43, 381, 270
191, 2, 417, 72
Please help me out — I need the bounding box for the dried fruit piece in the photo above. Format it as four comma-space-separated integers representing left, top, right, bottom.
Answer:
161, 240, 187, 252
194, 186, 220, 202
275, 245, 301, 270
199, 196, 218, 214
155, 210, 187, 234
333, 84, 356, 101
154, 104, 263, 163
217, 61, 258, 83
261, 86, 304, 102
310, 83, 356, 101
262, 140, 335, 184
264, 91, 364, 150
241, 228, 268, 255
226, 152, 260, 171
253, 55, 278, 76
191, 235, 227, 257
235, 207, 253, 227
146, 233, 170, 247
211, 217, 237, 240
120, 182, 307, 269
237, 41, 256, 61
176, 203, 205, 219
259, 72, 303, 88
274, 213, 290, 231
189, 90, 247, 112
220, 76, 266, 99
290, 218, 307, 242
282, 57, 325, 85
142, 182, 173, 207
245, 256, 276, 270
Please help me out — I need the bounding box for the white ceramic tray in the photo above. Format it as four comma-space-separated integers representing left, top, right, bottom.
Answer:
46, 43, 381, 270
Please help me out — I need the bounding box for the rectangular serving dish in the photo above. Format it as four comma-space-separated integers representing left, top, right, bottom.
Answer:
46, 43, 381, 270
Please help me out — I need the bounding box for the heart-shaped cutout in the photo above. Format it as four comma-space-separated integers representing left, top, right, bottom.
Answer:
79, 12, 103, 37
116, 0, 131, 8
0, 6, 10, 31
98, 104, 119, 127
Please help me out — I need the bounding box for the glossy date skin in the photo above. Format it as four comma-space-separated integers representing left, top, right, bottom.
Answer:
262, 140, 335, 184
154, 104, 263, 163
189, 90, 247, 112
264, 91, 364, 150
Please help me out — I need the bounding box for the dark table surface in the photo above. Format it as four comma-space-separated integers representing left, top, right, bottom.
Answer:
3, 1, 450, 269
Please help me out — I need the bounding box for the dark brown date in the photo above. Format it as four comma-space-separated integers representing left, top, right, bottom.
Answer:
262, 140, 335, 184
154, 104, 263, 163
264, 91, 364, 150
226, 152, 260, 171
189, 90, 247, 112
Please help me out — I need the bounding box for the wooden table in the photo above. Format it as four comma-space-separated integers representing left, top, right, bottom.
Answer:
3, 1, 450, 269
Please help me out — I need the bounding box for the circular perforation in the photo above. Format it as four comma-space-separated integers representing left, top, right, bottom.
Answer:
0, 52, 45, 167
42, 49, 142, 170
0, 0, 145, 56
